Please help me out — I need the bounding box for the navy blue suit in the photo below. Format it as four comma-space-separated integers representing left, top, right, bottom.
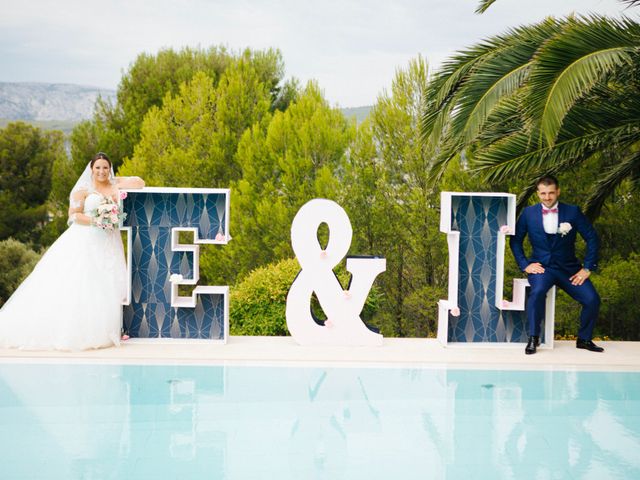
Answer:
510, 203, 600, 340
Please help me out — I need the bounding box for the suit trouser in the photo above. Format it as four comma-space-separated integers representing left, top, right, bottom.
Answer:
527, 267, 600, 340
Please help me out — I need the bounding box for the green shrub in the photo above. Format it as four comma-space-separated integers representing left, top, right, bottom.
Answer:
398, 284, 446, 338
593, 254, 640, 340
554, 254, 640, 340
0, 238, 41, 305
230, 258, 299, 336
230, 257, 383, 336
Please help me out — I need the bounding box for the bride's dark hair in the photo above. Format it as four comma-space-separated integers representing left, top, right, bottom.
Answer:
91, 152, 111, 168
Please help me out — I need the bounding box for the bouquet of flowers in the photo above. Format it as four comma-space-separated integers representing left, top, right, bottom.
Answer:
91, 195, 127, 231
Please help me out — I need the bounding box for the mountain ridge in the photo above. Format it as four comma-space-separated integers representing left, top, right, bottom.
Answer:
0, 82, 371, 129
0, 82, 116, 122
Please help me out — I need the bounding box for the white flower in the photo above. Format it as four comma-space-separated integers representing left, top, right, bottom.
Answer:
558, 222, 572, 236
169, 274, 183, 283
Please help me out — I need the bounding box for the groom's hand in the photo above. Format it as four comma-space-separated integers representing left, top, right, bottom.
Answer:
570, 268, 591, 286
525, 263, 545, 274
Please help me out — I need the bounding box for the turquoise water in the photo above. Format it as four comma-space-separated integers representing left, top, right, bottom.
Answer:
0, 363, 638, 480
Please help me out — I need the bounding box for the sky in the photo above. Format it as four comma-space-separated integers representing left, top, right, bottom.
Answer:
0, 0, 633, 107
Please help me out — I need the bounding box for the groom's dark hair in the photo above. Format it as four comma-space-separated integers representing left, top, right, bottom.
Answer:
536, 175, 559, 189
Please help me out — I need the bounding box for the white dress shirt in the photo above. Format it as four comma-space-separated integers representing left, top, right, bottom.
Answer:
542, 203, 558, 234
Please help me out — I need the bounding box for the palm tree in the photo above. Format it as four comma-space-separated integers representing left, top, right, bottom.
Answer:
422, 14, 640, 218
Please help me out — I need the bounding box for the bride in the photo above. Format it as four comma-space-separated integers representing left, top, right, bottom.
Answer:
0, 153, 144, 351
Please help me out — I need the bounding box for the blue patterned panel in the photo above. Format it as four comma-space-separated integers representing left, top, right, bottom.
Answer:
447, 196, 531, 343
122, 190, 228, 340
125, 192, 227, 238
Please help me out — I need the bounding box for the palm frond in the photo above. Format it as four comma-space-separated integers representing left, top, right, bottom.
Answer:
584, 147, 640, 218
459, 62, 530, 143
423, 19, 562, 137
475, 92, 528, 142
475, 0, 498, 14
478, 0, 640, 12
474, 122, 640, 182
515, 183, 540, 214
555, 82, 640, 140
527, 15, 640, 146
423, 19, 564, 172
423, 44, 499, 140
425, 12, 640, 218
425, 132, 464, 184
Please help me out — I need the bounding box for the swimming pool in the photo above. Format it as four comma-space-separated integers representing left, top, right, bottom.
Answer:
0, 363, 638, 480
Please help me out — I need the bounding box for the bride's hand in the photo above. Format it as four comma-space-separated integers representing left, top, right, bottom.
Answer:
115, 176, 145, 189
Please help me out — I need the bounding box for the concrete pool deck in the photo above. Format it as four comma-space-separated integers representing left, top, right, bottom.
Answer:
1, 337, 639, 370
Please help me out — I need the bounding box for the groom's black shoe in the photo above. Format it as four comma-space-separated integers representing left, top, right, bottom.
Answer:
576, 338, 604, 352
525, 336, 539, 355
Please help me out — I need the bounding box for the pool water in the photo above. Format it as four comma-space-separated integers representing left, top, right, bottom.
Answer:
0, 363, 638, 480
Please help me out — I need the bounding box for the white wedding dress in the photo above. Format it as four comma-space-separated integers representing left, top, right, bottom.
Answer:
0, 192, 127, 351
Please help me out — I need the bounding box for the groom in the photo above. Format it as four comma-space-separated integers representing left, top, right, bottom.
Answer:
510, 175, 603, 355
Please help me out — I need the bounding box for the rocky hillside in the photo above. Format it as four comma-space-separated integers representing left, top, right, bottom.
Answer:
0, 82, 370, 128
341, 105, 371, 124
0, 82, 116, 122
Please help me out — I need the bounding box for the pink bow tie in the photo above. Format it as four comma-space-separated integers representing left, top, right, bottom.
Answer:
542, 208, 558, 215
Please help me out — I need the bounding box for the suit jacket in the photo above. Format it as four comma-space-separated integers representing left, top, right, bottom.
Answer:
510, 202, 599, 274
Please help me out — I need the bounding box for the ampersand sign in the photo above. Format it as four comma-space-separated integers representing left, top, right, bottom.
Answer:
286, 199, 385, 346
